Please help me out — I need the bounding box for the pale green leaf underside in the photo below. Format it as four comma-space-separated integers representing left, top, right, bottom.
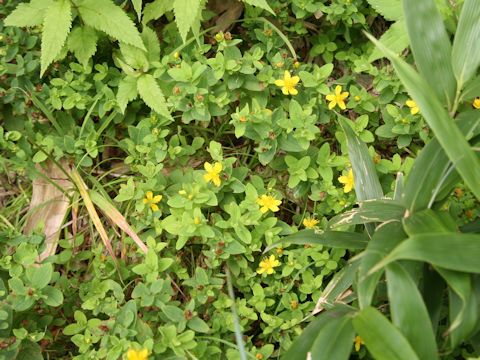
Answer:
41, 0, 72, 76
174, 0, 201, 43
117, 76, 138, 113
78, 0, 145, 50
67, 26, 98, 68
4, 0, 53, 28
137, 74, 171, 118
142, 0, 174, 24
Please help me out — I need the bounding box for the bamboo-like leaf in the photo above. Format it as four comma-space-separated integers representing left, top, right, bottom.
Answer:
421, 265, 445, 333
386, 262, 438, 360
310, 316, 355, 360
87, 190, 148, 254
403, 112, 480, 212
372, 233, 480, 274
451, 0, 480, 87
358, 221, 407, 309
281, 306, 352, 360
366, 32, 480, 201
353, 307, 420, 360
339, 118, 383, 202
71, 170, 121, 279
402, 0, 456, 107
263, 230, 369, 253
329, 199, 405, 229
41, 0, 72, 76
449, 285, 478, 348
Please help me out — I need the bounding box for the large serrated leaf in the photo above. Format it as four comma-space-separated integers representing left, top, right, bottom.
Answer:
78, 0, 145, 50
403, 0, 456, 107
366, 33, 480, 201
4, 0, 52, 28
174, 0, 201, 43
451, 0, 480, 87
367, 0, 403, 21
41, 0, 72, 76
67, 26, 98, 68
386, 262, 439, 360
369, 21, 409, 62
141, 27, 160, 63
353, 307, 420, 360
142, 0, 174, 24
117, 76, 138, 113
137, 74, 171, 118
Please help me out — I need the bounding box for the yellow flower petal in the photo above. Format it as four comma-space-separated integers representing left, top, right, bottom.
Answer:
150, 203, 159, 211
328, 100, 337, 110
145, 191, 153, 201
152, 195, 162, 203
213, 176, 221, 187
282, 87, 289, 95
204, 162, 213, 172
406, 100, 416, 108
289, 88, 298, 95
291, 76, 300, 85
260, 206, 269, 213
338, 100, 346, 110
410, 107, 419, 115
338, 175, 348, 184
340, 91, 349, 100
325, 94, 335, 101
283, 70, 291, 80
335, 85, 342, 95
213, 162, 223, 172
274, 79, 285, 87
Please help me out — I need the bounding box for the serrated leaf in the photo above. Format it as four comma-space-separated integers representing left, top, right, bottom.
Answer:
369, 21, 409, 62
451, 0, 480, 87
174, 0, 201, 43
132, 0, 142, 20
4, 0, 53, 28
41, 0, 72, 76
142, 0, 174, 24
67, 26, 98, 68
137, 74, 171, 118
242, 0, 275, 15
141, 27, 160, 63
117, 76, 138, 113
78, 0, 145, 50
367, 0, 403, 21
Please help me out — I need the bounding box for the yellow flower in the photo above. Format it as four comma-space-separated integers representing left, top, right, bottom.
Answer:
0, 36, 3, 41
126, 348, 149, 360
203, 162, 223, 187
194, 217, 200, 225
354, 336, 365, 352
257, 194, 282, 213
257, 255, 280, 275
142, 191, 162, 211
326, 85, 349, 110
406, 99, 419, 115
338, 169, 354, 193
173, 52, 180, 59
291, 300, 298, 309
474, 98, 480, 109
215, 33, 223, 41
178, 190, 186, 195
303, 217, 319, 228
274, 70, 300, 95
294, 61, 300, 68
354, 95, 360, 101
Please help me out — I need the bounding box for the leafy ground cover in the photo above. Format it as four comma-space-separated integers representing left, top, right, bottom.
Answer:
0, 0, 480, 359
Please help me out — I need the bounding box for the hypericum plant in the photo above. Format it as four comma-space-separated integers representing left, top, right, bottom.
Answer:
275, 0, 480, 358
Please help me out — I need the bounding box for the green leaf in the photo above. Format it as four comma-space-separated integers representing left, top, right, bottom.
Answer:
242, 0, 275, 15
421, 265, 445, 333
4, 0, 52, 28
329, 199, 405, 228
386, 263, 438, 360
353, 307, 420, 360
137, 74, 171, 118
142, 0, 174, 24
451, 0, 480, 87
366, 32, 480, 201
25, 263, 53, 290
366, 0, 403, 21
67, 26, 98, 68
141, 27, 160, 63
41, 0, 72, 76
188, 317, 210, 333
173, 0, 201, 43
281, 306, 352, 360
369, 21, 409, 62
402, 0, 456, 107
132, 0, 142, 20
310, 316, 355, 360
449, 284, 478, 348
264, 230, 369, 253
358, 221, 407, 308
339, 118, 383, 202
403, 113, 479, 212
377, 233, 480, 273
117, 76, 138, 113
42, 287, 64, 307
78, 0, 145, 50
